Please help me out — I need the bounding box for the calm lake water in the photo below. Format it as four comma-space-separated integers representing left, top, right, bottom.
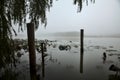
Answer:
1, 37, 120, 80
42, 37, 120, 80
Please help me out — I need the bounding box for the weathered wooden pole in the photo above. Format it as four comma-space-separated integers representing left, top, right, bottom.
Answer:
80, 29, 84, 54
27, 23, 37, 80
80, 29, 84, 73
41, 43, 45, 78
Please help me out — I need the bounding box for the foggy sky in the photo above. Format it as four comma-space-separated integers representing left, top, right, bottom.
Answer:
14, 0, 120, 38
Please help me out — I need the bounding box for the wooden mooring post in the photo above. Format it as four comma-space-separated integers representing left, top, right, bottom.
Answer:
41, 43, 45, 78
27, 23, 37, 80
80, 29, 84, 73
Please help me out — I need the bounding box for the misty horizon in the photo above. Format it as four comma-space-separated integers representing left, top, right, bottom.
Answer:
13, 31, 120, 39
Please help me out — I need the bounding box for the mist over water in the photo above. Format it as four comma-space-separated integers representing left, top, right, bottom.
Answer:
12, 1, 120, 79
10, 37, 120, 80
1, 0, 120, 80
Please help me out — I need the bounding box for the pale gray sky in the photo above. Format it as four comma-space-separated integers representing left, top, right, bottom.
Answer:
14, 0, 120, 38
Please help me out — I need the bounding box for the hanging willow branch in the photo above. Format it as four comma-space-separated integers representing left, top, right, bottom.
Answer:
0, 0, 53, 69
73, 0, 95, 12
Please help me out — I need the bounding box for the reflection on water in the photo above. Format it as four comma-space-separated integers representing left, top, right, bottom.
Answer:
80, 52, 84, 73
0, 37, 120, 80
